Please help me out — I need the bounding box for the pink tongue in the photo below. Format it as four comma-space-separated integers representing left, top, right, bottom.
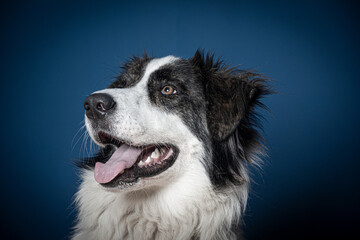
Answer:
94, 144, 142, 184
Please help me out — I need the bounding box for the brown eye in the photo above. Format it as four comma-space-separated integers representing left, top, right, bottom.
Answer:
161, 86, 176, 95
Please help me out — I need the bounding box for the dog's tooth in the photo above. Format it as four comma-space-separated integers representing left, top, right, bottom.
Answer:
151, 148, 160, 159
145, 156, 152, 164
138, 161, 145, 167
160, 148, 166, 155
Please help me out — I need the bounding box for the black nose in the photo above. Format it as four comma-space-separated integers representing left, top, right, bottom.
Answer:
84, 93, 116, 120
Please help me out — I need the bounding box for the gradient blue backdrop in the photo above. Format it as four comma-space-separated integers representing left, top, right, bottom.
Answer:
1, 0, 359, 239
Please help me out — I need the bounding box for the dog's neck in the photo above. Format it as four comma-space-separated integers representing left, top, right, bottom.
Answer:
72, 169, 247, 240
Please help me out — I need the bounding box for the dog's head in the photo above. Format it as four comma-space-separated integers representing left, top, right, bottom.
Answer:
81, 50, 270, 191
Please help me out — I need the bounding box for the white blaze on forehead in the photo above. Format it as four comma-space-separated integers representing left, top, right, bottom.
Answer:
137, 55, 179, 88
93, 55, 179, 95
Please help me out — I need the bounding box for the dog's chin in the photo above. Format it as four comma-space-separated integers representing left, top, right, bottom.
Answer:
92, 131, 180, 190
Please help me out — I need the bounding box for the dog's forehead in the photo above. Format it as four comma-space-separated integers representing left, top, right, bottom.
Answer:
110, 55, 181, 88
139, 56, 179, 86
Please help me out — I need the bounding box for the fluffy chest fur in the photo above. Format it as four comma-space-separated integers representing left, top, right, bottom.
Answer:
73, 169, 246, 240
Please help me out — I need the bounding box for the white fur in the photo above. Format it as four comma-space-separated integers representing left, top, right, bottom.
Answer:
73, 56, 249, 239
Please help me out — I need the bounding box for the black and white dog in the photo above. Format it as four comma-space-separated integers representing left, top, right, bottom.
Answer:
73, 50, 270, 240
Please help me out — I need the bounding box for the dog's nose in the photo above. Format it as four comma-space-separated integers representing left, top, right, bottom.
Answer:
84, 93, 116, 119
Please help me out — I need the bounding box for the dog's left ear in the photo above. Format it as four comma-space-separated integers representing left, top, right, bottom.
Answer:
190, 50, 269, 141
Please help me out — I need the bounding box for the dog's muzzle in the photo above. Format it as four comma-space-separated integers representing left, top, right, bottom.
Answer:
84, 93, 116, 120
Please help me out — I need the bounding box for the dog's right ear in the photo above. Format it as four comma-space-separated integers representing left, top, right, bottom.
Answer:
190, 50, 270, 142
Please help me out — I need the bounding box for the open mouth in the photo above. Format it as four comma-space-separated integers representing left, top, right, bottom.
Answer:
95, 132, 179, 188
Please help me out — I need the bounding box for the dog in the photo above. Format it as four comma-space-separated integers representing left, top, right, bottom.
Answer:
72, 50, 270, 240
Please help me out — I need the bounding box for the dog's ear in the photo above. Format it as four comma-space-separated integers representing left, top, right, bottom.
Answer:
190, 50, 269, 141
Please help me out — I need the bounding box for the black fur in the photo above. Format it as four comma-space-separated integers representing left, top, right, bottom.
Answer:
190, 50, 272, 186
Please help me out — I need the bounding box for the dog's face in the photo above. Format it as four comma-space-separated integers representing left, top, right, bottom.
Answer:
83, 51, 269, 191
84, 55, 209, 191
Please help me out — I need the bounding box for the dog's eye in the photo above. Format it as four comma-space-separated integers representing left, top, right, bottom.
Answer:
161, 86, 176, 95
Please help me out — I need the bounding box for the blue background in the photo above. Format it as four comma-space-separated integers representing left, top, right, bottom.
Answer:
1, 0, 359, 239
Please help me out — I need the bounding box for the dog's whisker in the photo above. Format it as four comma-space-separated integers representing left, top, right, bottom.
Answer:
71, 126, 84, 146
72, 127, 87, 151
80, 131, 89, 158
79, 132, 85, 158
84, 133, 91, 158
